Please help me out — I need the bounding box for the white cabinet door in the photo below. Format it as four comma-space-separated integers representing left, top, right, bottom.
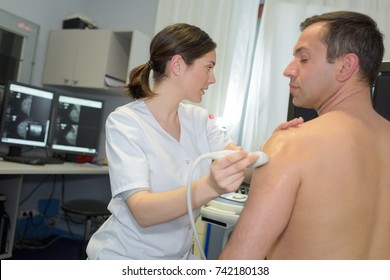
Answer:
42, 29, 150, 89
43, 29, 116, 88
42, 30, 80, 86
72, 29, 111, 88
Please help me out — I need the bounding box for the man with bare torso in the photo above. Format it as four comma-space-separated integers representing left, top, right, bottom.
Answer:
219, 11, 390, 260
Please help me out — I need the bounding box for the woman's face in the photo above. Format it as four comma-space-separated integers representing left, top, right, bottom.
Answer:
181, 50, 216, 103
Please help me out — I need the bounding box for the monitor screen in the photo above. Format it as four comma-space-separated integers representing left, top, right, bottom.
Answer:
51, 95, 104, 155
0, 82, 54, 155
372, 61, 390, 121
286, 94, 318, 122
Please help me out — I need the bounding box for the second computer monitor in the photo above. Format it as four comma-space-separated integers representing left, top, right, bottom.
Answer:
51, 95, 104, 155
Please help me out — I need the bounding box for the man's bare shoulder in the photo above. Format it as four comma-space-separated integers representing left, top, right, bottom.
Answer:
264, 119, 321, 155
265, 114, 352, 155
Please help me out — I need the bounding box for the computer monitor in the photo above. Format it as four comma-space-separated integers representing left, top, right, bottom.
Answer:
287, 94, 318, 122
51, 95, 104, 155
0, 82, 54, 156
372, 61, 390, 121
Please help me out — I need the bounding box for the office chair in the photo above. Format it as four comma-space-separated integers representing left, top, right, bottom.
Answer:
61, 199, 110, 259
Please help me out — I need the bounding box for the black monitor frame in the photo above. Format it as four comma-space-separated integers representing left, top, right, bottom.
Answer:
50, 94, 104, 156
287, 94, 318, 122
372, 60, 390, 121
0, 81, 54, 156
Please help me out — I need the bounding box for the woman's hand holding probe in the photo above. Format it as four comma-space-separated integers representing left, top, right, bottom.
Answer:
207, 147, 258, 196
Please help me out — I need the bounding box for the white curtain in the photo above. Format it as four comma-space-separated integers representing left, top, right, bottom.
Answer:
240, 0, 390, 152
154, 0, 260, 141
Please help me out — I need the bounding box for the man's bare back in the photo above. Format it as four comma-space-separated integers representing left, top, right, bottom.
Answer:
220, 109, 390, 260
265, 110, 390, 259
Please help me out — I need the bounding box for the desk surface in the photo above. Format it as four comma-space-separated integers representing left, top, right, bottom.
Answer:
0, 160, 109, 175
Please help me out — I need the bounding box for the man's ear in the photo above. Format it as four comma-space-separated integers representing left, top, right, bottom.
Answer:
336, 53, 359, 82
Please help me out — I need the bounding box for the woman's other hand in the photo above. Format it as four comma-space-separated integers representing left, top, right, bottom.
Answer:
273, 117, 304, 132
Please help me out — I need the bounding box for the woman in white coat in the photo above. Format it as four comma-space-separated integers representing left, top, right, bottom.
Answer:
87, 23, 300, 259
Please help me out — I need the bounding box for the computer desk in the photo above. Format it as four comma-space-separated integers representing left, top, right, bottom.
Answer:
0, 160, 109, 259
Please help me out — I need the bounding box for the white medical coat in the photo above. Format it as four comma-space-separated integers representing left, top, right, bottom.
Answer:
87, 99, 232, 259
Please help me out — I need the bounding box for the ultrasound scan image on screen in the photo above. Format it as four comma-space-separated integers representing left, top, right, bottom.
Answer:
0, 82, 54, 151
51, 95, 104, 155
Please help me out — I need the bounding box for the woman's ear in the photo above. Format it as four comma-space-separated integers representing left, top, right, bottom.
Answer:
336, 53, 359, 82
169, 54, 183, 76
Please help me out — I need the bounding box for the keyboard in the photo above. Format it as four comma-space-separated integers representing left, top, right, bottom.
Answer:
2, 155, 64, 165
